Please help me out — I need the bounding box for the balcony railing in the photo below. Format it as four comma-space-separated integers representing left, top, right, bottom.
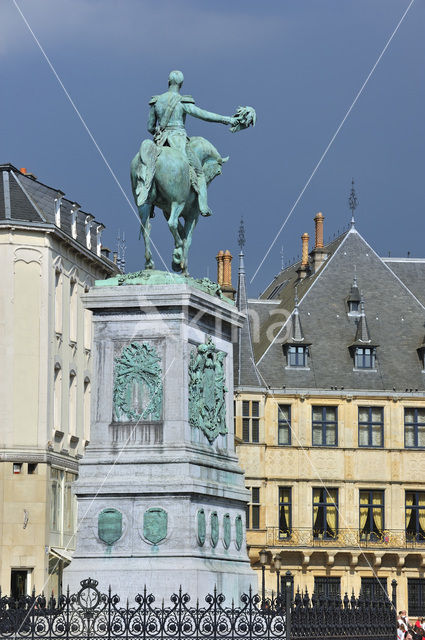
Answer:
265, 527, 425, 549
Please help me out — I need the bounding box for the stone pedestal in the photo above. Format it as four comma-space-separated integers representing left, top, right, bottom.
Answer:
64, 277, 257, 602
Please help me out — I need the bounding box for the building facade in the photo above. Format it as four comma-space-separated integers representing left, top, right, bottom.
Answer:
234, 213, 425, 613
0, 164, 118, 597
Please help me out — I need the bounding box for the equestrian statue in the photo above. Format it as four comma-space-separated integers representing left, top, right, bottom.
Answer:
130, 70, 256, 275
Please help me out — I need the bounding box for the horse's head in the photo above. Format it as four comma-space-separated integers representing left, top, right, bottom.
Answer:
189, 136, 229, 185
203, 153, 229, 184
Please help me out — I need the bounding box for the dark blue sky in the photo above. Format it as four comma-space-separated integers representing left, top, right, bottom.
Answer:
1, 0, 424, 295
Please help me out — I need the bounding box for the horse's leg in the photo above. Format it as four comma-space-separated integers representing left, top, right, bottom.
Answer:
181, 208, 200, 275
168, 201, 186, 271
139, 203, 155, 269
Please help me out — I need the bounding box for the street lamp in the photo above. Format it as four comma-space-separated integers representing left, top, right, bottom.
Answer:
285, 571, 293, 640
259, 548, 268, 607
274, 555, 282, 597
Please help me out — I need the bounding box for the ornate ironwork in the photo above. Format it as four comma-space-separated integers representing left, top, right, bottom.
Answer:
0, 578, 396, 640
266, 527, 425, 549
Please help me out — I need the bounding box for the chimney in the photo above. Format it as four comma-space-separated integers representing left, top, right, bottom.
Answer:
311, 212, 329, 273
216, 250, 224, 286
20, 168, 27, 174
314, 212, 324, 248
297, 233, 310, 280
301, 233, 309, 266
216, 249, 235, 300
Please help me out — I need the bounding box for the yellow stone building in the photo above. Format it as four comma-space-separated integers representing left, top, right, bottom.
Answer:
0, 164, 117, 598
232, 213, 425, 614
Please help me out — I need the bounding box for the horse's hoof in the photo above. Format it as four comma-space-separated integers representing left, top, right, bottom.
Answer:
145, 263, 155, 271
171, 261, 182, 273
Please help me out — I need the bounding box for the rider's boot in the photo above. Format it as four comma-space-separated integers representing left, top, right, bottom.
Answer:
197, 173, 212, 217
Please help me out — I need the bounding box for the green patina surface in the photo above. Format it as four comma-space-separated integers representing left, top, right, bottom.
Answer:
211, 511, 219, 548
96, 270, 234, 305
223, 513, 231, 549
197, 509, 206, 546
188, 337, 227, 443
128, 70, 256, 275
113, 342, 162, 422
143, 507, 168, 544
98, 508, 123, 546
235, 514, 243, 550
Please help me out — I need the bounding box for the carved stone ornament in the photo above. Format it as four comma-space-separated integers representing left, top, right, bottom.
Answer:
197, 509, 206, 546
211, 511, 219, 548
143, 507, 168, 545
113, 342, 162, 422
188, 337, 227, 443
98, 508, 123, 546
223, 514, 231, 549
235, 515, 243, 550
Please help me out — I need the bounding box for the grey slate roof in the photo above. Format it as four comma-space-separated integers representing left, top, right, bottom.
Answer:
237, 228, 425, 392
383, 259, 425, 307
0, 163, 116, 272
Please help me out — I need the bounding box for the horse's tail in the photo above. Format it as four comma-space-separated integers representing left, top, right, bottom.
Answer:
130, 139, 157, 208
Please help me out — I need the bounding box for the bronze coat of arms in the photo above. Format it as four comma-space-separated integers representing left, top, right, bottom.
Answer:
188, 337, 227, 443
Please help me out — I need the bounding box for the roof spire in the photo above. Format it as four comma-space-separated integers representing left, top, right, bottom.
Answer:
291, 286, 304, 343
238, 217, 245, 252
354, 293, 371, 343
348, 179, 358, 229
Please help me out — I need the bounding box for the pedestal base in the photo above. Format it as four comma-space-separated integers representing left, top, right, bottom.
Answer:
64, 280, 257, 602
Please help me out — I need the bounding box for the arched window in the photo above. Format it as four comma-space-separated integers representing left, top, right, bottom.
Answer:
55, 269, 62, 334
83, 377, 91, 442
69, 276, 78, 343
69, 370, 77, 436
54, 364, 62, 429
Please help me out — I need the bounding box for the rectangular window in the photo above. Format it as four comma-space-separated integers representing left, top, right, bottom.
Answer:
361, 577, 387, 601
358, 407, 384, 447
312, 406, 337, 446
408, 579, 425, 617
359, 490, 384, 540
50, 468, 62, 532
50, 468, 77, 535
13, 463, 22, 474
314, 576, 341, 597
355, 347, 375, 369
405, 408, 425, 448
246, 487, 260, 530
278, 405, 291, 445
405, 491, 425, 541
288, 345, 307, 367
242, 401, 260, 443
313, 488, 338, 539
278, 487, 291, 538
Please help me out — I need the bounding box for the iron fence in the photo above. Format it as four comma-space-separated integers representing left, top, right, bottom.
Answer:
0, 577, 396, 640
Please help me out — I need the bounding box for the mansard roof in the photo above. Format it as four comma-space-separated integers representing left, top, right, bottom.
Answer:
0, 163, 116, 272
238, 228, 425, 392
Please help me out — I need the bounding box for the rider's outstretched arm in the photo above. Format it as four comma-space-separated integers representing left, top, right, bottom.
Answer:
184, 103, 234, 126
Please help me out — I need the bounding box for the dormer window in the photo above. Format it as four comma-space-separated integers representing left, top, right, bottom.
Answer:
355, 347, 375, 369
96, 224, 104, 257
288, 345, 308, 367
71, 203, 80, 239
54, 193, 63, 227
85, 215, 94, 249
347, 272, 361, 316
